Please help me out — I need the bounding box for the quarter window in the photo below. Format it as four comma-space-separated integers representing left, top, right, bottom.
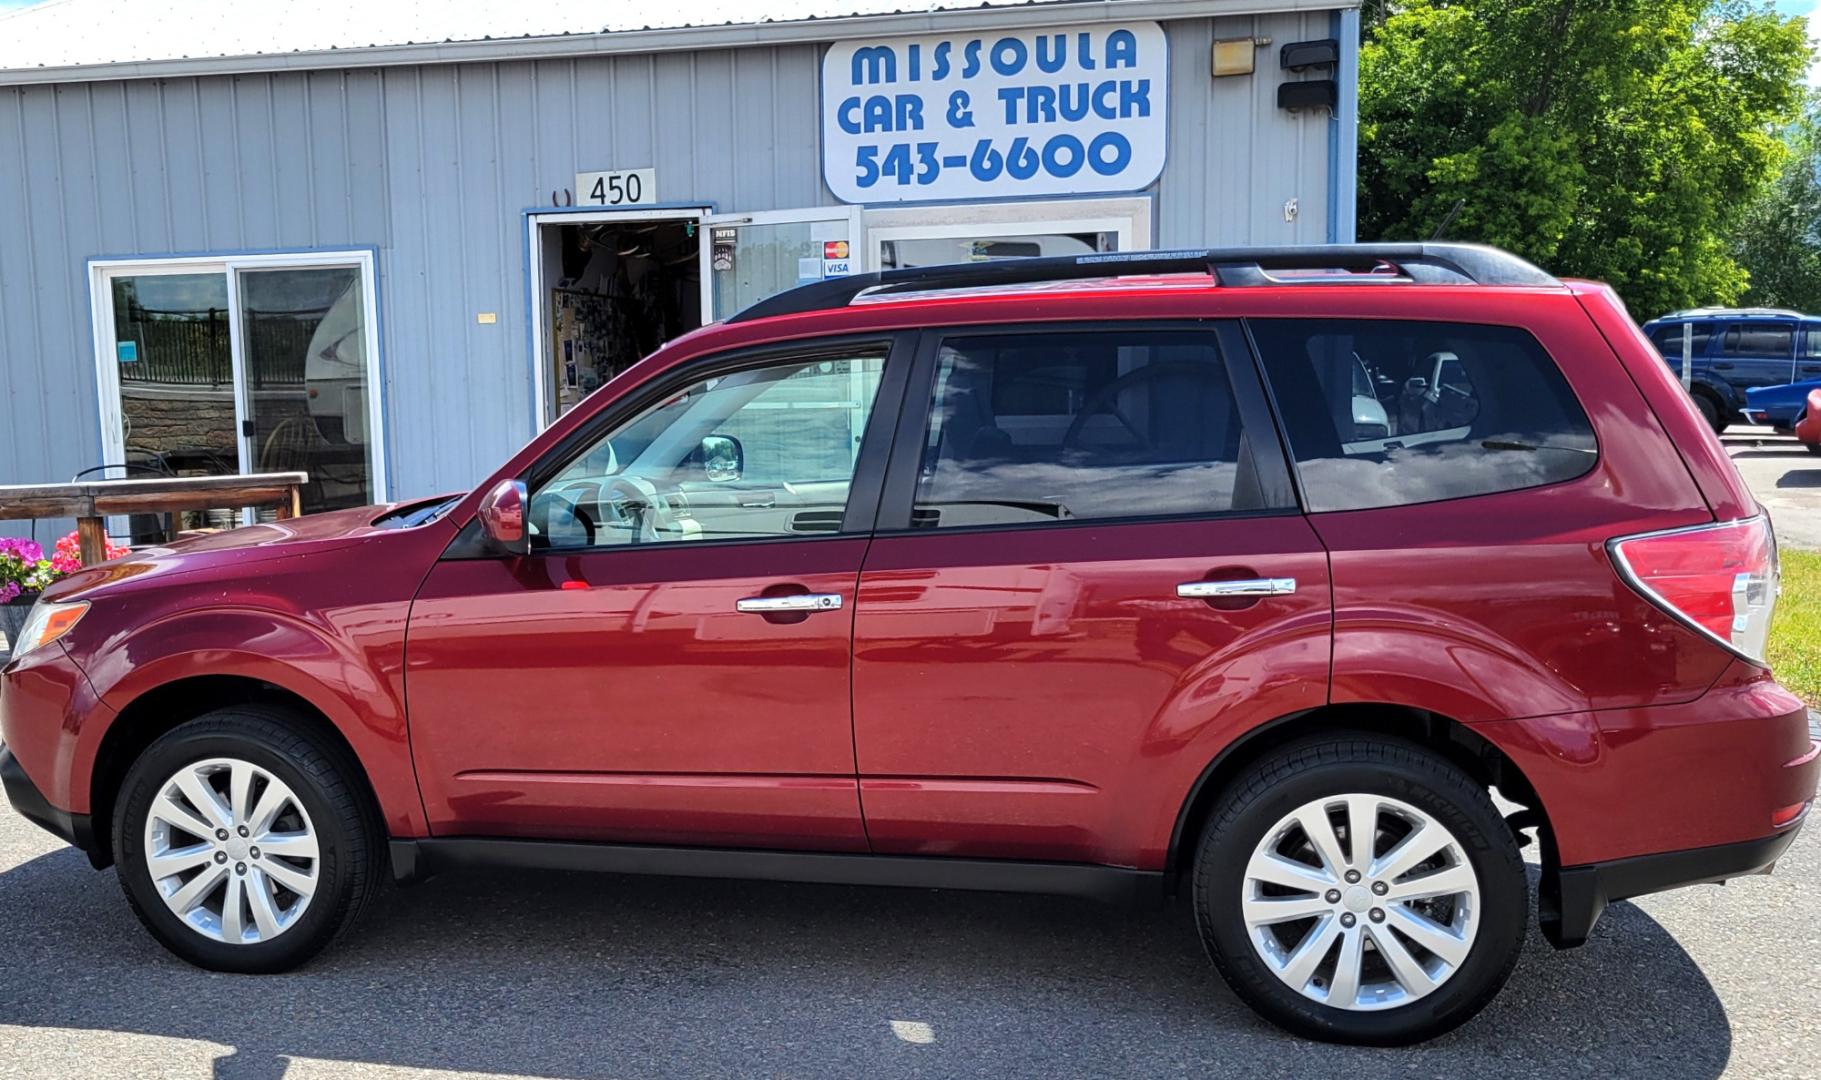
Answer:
912, 331, 1264, 528
1251, 320, 1597, 513
529, 351, 885, 548
1649, 323, 1714, 357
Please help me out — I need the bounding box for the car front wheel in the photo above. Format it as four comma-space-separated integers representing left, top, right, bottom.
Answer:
1193, 735, 1528, 1045
111, 707, 382, 973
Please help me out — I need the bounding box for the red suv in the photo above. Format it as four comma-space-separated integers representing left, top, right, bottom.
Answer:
3, 245, 1815, 1045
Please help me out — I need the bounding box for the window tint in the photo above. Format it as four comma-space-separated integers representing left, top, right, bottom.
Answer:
1804, 327, 1821, 360
1649, 323, 1714, 357
1251, 320, 1597, 513
1721, 325, 1794, 357
913, 331, 1261, 528
530, 352, 885, 548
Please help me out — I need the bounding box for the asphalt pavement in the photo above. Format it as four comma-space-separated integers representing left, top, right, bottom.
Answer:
0, 804, 1816, 1080
1726, 425, 1821, 551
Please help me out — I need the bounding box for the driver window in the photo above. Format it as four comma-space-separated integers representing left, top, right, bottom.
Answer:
913, 331, 1247, 528
531, 351, 886, 549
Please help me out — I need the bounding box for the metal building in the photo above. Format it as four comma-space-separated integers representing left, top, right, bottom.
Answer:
0, 0, 1361, 527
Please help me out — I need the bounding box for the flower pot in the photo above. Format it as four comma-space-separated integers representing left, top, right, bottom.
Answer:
0, 597, 33, 652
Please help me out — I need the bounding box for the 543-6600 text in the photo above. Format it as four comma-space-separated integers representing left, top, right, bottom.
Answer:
856, 132, 1134, 189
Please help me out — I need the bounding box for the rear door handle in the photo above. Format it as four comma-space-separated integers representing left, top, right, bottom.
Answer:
735, 593, 844, 614
1177, 578, 1297, 598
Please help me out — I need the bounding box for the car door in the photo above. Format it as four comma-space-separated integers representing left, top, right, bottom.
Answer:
850, 323, 1333, 867
1799, 324, 1821, 383
405, 336, 908, 850
1716, 321, 1798, 391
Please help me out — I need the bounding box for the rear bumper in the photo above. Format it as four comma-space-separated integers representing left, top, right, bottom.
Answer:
0, 743, 100, 861
1536, 704, 1819, 948
1543, 822, 1803, 948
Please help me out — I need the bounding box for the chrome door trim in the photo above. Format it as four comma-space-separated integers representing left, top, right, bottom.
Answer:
735, 593, 845, 614
1177, 578, 1297, 599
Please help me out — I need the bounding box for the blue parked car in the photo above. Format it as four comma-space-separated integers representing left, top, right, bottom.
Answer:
1743, 375, 1821, 431
1640, 308, 1821, 432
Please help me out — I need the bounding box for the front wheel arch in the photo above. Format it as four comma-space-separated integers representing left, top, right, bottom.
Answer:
89, 676, 384, 869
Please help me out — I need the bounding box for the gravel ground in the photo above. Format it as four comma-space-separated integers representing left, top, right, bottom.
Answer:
0, 806, 1816, 1080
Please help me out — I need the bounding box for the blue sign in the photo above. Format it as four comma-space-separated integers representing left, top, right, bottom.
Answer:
822, 23, 1169, 204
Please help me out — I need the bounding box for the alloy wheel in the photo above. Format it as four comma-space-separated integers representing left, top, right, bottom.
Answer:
141, 757, 320, 944
1241, 793, 1480, 1011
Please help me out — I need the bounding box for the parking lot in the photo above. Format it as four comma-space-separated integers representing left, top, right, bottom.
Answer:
0, 805, 1816, 1079
1727, 425, 1821, 552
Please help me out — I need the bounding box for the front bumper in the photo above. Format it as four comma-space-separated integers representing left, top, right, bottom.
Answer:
0, 743, 100, 859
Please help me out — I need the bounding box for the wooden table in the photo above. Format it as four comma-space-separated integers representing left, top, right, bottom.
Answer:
0, 472, 310, 565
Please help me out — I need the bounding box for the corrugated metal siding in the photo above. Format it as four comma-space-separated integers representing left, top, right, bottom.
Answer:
0, 16, 1340, 534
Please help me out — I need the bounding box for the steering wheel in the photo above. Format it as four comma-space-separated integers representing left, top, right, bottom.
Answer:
530, 484, 597, 548
1062, 362, 1228, 453
599, 475, 678, 545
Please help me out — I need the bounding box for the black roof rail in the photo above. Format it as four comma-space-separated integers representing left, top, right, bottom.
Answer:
726, 243, 1559, 324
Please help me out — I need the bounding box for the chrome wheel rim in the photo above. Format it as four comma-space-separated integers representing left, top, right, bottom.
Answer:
1241, 793, 1480, 1011
142, 757, 320, 944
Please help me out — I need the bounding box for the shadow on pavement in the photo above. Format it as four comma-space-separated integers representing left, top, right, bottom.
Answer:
0, 846, 1731, 1080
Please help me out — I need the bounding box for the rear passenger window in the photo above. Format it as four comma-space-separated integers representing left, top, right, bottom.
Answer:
1250, 320, 1597, 513
1721, 325, 1794, 357
913, 331, 1267, 528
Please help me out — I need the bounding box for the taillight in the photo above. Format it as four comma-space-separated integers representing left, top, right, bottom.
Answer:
1608, 516, 1778, 663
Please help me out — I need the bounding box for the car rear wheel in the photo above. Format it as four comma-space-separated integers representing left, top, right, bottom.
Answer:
1192, 735, 1527, 1045
112, 707, 382, 973
1691, 392, 1727, 435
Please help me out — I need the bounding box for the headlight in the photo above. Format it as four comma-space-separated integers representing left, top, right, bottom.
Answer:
10, 600, 89, 660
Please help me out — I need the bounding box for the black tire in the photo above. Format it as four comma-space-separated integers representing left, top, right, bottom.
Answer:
1691, 391, 1726, 435
1192, 735, 1527, 1046
111, 706, 383, 973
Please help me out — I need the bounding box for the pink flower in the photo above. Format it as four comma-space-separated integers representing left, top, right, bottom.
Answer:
50, 531, 129, 573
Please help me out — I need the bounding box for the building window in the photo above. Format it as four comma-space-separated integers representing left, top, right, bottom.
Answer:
91, 251, 385, 521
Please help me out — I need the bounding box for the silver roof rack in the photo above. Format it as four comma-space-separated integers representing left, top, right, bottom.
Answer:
727, 243, 1560, 324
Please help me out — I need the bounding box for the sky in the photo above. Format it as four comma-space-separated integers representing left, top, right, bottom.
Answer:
0, 0, 1815, 83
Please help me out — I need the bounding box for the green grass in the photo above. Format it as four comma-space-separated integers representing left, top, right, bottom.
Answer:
1771, 548, 1821, 709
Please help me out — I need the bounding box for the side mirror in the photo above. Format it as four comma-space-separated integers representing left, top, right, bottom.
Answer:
1403, 375, 1429, 397
699, 434, 744, 483
477, 478, 530, 556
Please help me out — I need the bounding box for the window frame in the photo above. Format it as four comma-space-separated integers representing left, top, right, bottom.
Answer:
514, 331, 916, 555
871, 321, 1299, 536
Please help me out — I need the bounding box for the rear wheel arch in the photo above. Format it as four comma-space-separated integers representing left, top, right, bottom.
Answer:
89, 675, 384, 868
1165, 704, 1552, 890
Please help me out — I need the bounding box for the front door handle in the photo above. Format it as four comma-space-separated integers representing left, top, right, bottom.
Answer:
1177, 578, 1297, 599
735, 593, 844, 614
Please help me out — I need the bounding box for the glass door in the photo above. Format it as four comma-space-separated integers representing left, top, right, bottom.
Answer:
699, 207, 864, 323
93, 252, 385, 521
105, 271, 241, 483
238, 266, 377, 512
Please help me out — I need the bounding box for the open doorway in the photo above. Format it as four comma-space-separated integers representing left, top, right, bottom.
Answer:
532, 210, 704, 425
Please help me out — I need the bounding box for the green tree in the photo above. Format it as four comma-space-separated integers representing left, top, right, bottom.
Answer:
1359, 1, 1814, 317
1735, 92, 1821, 312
